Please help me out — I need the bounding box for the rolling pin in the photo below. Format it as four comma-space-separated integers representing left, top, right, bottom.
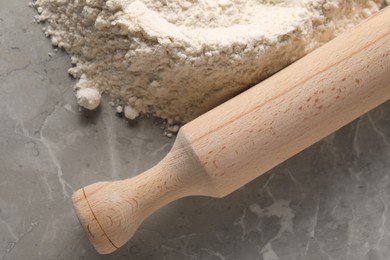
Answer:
72, 7, 390, 254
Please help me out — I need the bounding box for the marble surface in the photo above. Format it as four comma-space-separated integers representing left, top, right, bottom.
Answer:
1, 1, 390, 259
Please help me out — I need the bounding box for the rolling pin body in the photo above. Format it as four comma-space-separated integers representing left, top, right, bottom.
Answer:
73, 8, 390, 254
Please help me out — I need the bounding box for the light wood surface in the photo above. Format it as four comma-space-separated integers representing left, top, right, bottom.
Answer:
72, 7, 390, 254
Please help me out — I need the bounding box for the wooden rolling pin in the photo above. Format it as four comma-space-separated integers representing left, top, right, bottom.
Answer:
73, 7, 390, 254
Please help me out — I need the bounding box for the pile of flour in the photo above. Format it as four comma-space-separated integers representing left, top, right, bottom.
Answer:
34, 0, 387, 123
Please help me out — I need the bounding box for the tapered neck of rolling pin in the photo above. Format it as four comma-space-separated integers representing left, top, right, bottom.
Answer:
120, 136, 215, 203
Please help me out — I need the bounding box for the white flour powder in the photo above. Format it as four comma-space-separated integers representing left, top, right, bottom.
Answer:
34, 0, 387, 123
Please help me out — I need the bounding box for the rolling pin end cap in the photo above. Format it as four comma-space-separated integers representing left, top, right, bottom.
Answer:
72, 188, 117, 254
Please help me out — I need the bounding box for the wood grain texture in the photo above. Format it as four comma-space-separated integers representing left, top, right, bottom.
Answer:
73, 7, 390, 254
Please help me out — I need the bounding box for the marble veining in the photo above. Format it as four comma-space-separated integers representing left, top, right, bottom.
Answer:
0, 1, 389, 259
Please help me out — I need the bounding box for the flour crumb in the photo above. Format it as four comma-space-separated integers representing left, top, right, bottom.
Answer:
76, 88, 101, 110
116, 105, 123, 114
163, 124, 180, 138
124, 106, 139, 120
163, 131, 173, 138
167, 125, 180, 134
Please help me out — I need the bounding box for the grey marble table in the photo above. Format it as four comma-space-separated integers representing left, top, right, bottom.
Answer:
1, 1, 390, 260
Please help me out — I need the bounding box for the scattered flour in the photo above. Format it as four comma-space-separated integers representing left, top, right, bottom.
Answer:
34, 0, 387, 123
